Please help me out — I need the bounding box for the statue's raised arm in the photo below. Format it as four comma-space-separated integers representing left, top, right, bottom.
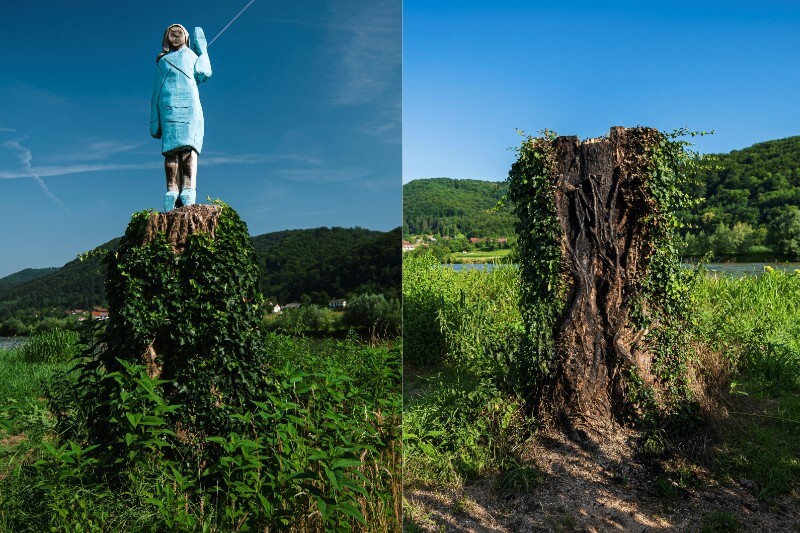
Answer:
192, 27, 212, 84
150, 24, 212, 211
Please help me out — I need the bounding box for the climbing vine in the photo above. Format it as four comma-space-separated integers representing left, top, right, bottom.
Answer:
505, 130, 567, 395
635, 129, 709, 411
65, 201, 268, 466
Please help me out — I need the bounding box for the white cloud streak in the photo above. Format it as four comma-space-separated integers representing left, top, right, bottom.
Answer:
59, 141, 146, 162
2, 138, 69, 211
0, 151, 321, 179
274, 167, 370, 184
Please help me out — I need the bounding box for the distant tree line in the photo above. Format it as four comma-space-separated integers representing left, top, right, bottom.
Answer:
0, 228, 401, 335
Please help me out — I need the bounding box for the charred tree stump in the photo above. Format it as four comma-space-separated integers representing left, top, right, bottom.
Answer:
511, 126, 674, 436
551, 127, 659, 430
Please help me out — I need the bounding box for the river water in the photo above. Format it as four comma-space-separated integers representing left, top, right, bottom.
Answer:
0, 337, 27, 350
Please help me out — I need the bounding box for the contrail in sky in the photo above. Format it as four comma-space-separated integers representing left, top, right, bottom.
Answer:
209, 0, 256, 46
3, 138, 69, 211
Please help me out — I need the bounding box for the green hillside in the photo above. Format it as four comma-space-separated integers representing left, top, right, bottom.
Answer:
404, 137, 800, 260
0, 240, 119, 313
0, 268, 58, 294
403, 178, 515, 237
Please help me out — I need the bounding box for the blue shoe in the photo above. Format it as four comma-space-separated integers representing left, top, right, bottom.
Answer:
179, 188, 196, 206
164, 191, 178, 212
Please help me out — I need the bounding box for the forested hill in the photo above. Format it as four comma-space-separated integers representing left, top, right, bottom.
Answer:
403, 178, 515, 237
0, 227, 400, 329
0, 239, 119, 313
0, 268, 58, 294
252, 226, 401, 304
682, 135, 800, 259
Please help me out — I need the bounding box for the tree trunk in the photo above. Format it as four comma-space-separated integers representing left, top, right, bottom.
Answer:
548, 126, 659, 432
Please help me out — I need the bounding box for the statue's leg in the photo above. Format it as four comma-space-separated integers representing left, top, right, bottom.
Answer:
178, 149, 198, 206
164, 153, 180, 211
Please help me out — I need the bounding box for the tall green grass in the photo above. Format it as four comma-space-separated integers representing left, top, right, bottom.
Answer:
403, 254, 528, 485
18, 327, 80, 364
694, 268, 800, 392
0, 348, 71, 449
692, 268, 800, 500
402, 254, 521, 371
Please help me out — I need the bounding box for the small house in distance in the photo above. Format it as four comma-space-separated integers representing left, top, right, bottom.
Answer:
329, 299, 347, 310
91, 307, 109, 320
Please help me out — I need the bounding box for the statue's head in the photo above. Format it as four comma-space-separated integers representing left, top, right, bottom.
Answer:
158, 24, 189, 60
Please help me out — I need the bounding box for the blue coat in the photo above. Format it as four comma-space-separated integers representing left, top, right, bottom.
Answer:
150, 27, 212, 155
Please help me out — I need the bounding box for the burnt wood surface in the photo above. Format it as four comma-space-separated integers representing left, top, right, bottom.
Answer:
548, 127, 659, 434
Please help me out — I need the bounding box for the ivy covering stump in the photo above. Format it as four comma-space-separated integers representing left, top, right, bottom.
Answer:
79, 202, 268, 461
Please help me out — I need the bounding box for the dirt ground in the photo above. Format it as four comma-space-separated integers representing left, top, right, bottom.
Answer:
404, 428, 800, 532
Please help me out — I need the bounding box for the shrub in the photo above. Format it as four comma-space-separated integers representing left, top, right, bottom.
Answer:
342, 293, 400, 337
263, 304, 336, 336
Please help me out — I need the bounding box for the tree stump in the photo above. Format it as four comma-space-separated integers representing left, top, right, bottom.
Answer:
87, 202, 267, 459
510, 126, 682, 436
550, 127, 660, 430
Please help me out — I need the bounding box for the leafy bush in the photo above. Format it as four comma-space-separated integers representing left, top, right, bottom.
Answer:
262, 304, 337, 336
19, 327, 79, 364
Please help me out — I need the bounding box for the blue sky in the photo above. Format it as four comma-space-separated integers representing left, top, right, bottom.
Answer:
0, 0, 400, 277
404, 1, 800, 183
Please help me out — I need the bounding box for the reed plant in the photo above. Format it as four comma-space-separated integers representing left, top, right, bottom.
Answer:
18, 327, 80, 364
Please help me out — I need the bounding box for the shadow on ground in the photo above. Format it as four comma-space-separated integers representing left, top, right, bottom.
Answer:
404, 426, 800, 532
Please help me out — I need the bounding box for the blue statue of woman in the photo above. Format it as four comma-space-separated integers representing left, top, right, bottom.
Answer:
150, 24, 212, 211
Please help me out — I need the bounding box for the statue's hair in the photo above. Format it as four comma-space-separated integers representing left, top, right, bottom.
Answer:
157, 24, 190, 62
